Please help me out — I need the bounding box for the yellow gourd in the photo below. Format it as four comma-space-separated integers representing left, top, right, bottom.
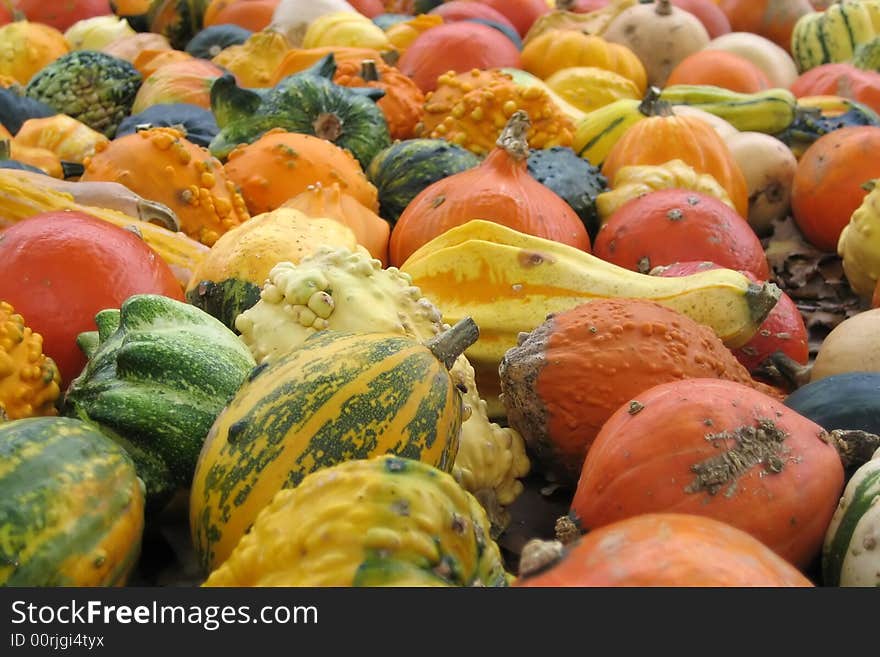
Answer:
545, 66, 641, 113
838, 179, 880, 299
302, 11, 392, 51
211, 30, 292, 88
14, 115, 110, 164
384, 14, 443, 56
0, 20, 70, 85
0, 301, 61, 420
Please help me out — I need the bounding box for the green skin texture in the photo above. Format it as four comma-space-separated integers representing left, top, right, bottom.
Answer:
0, 417, 143, 586
25, 51, 142, 139
208, 55, 391, 167
776, 100, 880, 154
185, 278, 261, 332
62, 294, 256, 512
366, 139, 481, 226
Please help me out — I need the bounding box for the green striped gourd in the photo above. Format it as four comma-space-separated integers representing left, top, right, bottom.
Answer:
0, 417, 145, 586
791, 0, 880, 72
822, 445, 880, 586
63, 294, 257, 510
190, 319, 480, 573
203, 455, 512, 587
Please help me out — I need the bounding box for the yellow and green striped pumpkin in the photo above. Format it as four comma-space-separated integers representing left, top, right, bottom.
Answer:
791, 0, 880, 72
0, 417, 145, 586
190, 323, 477, 573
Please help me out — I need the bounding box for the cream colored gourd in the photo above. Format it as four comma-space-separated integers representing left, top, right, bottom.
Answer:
705, 32, 800, 89
725, 131, 798, 237
671, 105, 739, 141
602, 0, 710, 88
267, 0, 359, 46
811, 309, 880, 382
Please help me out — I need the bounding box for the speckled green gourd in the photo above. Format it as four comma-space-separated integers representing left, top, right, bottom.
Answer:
202, 455, 512, 586
62, 294, 256, 511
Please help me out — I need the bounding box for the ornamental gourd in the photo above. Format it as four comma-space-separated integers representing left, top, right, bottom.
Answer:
13, 115, 109, 165
416, 69, 576, 155
390, 111, 590, 266
131, 58, 228, 113
568, 377, 880, 569
499, 299, 785, 482
190, 318, 479, 572
790, 0, 880, 72
210, 29, 291, 88
203, 456, 512, 586
0, 20, 70, 85
837, 178, 880, 298
0, 301, 61, 421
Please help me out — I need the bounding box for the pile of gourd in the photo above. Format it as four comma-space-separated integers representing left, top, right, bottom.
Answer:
1, 0, 879, 588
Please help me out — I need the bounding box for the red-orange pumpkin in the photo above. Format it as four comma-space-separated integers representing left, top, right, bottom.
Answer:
601, 111, 750, 219
498, 298, 786, 483
671, 0, 731, 39
570, 377, 863, 569
397, 21, 521, 93
514, 513, 813, 587
388, 110, 590, 266
666, 49, 770, 93
429, 1, 519, 34
718, 0, 812, 53
14, 0, 112, 32
475, 0, 550, 37
790, 126, 880, 253
790, 63, 880, 115
347, 0, 384, 18
202, 0, 280, 31
593, 189, 770, 279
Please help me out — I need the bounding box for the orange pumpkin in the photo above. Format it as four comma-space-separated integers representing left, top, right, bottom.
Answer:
131, 58, 227, 113
671, 0, 731, 38
203, 0, 280, 31
514, 513, 813, 587
790, 126, 880, 253
790, 64, 880, 115
476, 0, 550, 37
223, 128, 379, 215
333, 58, 424, 140
570, 377, 864, 569
397, 21, 521, 93
101, 32, 172, 63
389, 110, 590, 267
81, 127, 250, 247
269, 46, 385, 85
667, 50, 771, 93
593, 188, 770, 279
133, 48, 193, 78
281, 182, 389, 265
498, 298, 784, 482
601, 110, 750, 219
718, 0, 812, 53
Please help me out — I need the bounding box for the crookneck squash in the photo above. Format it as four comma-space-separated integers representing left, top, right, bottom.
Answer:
203, 455, 512, 586
62, 294, 257, 511
0, 416, 145, 586
190, 319, 479, 572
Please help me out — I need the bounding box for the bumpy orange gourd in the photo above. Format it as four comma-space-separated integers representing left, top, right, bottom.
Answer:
520, 30, 647, 92
281, 182, 389, 265
0, 20, 70, 85
81, 127, 249, 247
223, 128, 379, 215
211, 29, 292, 88
0, 301, 62, 420
602, 111, 750, 219
498, 298, 785, 482
391, 111, 590, 266
333, 58, 424, 140
417, 68, 575, 156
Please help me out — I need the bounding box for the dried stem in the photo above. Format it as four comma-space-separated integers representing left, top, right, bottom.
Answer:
496, 110, 532, 161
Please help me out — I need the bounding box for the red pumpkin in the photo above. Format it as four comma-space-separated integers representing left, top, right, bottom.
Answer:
0, 2, 13, 25
671, 0, 731, 39
13, 0, 113, 32
571, 377, 850, 569
429, 1, 519, 34
474, 0, 550, 37
514, 513, 813, 587
790, 63, 880, 115
0, 211, 185, 386
718, 0, 812, 53
202, 0, 280, 31
790, 126, 880, 253
389, 111, 590, 266
348, 0, 384, 18
651, 261, 809, 375
593, 189, 770, 280
398, 21, 521, 93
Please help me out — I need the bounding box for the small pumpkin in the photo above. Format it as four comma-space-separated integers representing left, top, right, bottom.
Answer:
790, 63, 880, 115
303, 10, 393, 50
498, 298, 784, 482
281, 181, 390, 264
810, 308, 880, 382
81, 126, 249, 247
514, 513, 812, 587
13, 114, 109, 165
593, 188, 770, 279
569, 377, 878, 569
202, 0, 279, 31
474, 0, 550, 37
666, 50, 771, 93
544, 66, 641, 113
101, 31, 173, 63
132, 47, 194, 77
390, 110, 591, 266
0, 20, 70, 85
601, 106, 750, 219
131, 58, 227, 113
838, 179, 880, 299
705, 31, 799, 89
718, 0, 812, 53
790, 126, 880, 253
223, 127, 379, 215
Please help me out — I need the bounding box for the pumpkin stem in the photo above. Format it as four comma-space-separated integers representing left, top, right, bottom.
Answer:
0, 139, 9, 161
556, 0, 576, 10
746, 281, 782, 328
136, 199, 181, 232
554, 514, 582, 545
829, 429, 880, 475
496, 110, 532, 161
425, 317, 480, 370
638, 86, 672, 117
861, 179, 878, 192
313, 113, 343, 142
518, 539, 566, 578
763, 350, 812, 391
360, 60, 380, 82
656, 0, 673, 17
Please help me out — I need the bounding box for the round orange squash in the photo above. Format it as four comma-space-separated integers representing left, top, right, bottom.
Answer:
667, 50, 771, 93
